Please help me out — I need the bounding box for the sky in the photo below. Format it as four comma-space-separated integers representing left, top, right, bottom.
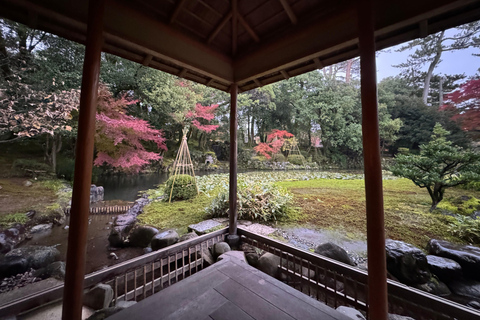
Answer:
376, 31, 480, 81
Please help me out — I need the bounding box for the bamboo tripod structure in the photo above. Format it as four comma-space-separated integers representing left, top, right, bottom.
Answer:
286, 137, 306, 166
168, 127, 199, 203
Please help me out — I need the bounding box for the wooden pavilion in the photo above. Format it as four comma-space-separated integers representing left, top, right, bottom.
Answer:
1, 0, 480, 319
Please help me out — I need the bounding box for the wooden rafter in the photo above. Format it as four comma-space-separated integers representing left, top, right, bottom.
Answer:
278, 0, 297, 25
238, 13, 260, 42
419, 20, 429, 38
170, 0, 188, 24
142, 54, 153, 66
178, 68, 188, 78
313, 58, 324, 69
280, 70, 290, 79
253, 78, 262, 87
232, 0, 238, 54
208, 11, 232, 43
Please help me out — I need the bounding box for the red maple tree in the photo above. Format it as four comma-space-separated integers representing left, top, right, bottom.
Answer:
441, 79, 480, 139
94, 85, 167, 172
185, 103, 219, 133
254, 129, 294, 159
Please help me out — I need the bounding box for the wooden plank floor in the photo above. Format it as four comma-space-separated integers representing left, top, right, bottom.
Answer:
108, 255, 352, 320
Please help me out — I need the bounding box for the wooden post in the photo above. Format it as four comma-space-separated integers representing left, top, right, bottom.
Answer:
229, 84, 238, 236
62, 0, 104, 319
358, 0, 388, 319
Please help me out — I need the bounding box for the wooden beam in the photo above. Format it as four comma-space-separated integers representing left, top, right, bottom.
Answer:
142, 54, 153, 66
358, 0, 388, 319
232, 0, 238, 55
278, 0, 297, 25
206, 78, 215, 86
237, 13, 260, 42
208, 11, 232, 44
419, 20, 429, 37
62, 0, 104, 319
253, 79, 262, 87
229, 84, 238, 236
313, 58, 323, 69
178, 68, 188, 78
280, 70, 290, 79
170, 0, 188, 24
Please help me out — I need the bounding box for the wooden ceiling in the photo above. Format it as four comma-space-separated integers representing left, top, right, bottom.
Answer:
1, 0, 480, 92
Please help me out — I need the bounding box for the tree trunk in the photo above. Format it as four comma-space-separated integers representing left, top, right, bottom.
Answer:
423, 31, 444, 105
428, 183, 444, 212
250, 117, 255, 145
0, 29, 12, 81
345, 59, 354, 83
439, 76, 444, 106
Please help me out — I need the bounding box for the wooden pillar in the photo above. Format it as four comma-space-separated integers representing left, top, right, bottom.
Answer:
229, 84, 238, 235
358, 0, 388, 319
62, 0, 104, 319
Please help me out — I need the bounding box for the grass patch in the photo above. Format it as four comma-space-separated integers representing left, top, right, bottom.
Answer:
0, 212, 28, 227
277, 178, 480, 248
138, 193, 213, 234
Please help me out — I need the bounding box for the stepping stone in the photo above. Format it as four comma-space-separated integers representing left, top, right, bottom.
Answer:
244, 224, 276, 236
188, 220, 222, 235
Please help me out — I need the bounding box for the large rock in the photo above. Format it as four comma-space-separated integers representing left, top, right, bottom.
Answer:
385, 239, 430, 285
257, 253, 280, 278
178, 232, 198, 242
128, 226, 158, 248
199, 246, 215, 267
30, 224, 53, 234
150, 230, 178, 251
427, 239, 480, 280
83, 284, 114, 310
5, 245, 60, 270
0, 256, 28, 278
212, 242, 231, 259
426, 255, 462, 282
90, 185, 104, 203
0, 233, 13, 254
108, 214, 137, 248
217, 251, 246, 263
449, 279, 480, 299
188, 220, 222, 235
125, 197, 151, 217
108, 227, 126, 248
388, 315, 415, 320
314, 242, 355, 266
413, 276, 451, 296
34, 261, 66, 280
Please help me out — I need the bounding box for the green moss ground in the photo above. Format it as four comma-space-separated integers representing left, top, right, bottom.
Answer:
138, 193, 213, 234
276, 178, 480, 248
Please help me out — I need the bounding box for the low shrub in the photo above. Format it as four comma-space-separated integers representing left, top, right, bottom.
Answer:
206, 178, 293, 221
272, 153, 286, 162
287, 154, 305, 165
251, 156, 268, 162
397, 147, 410, 155
448, 215, 480, 244
56, 158, 75, 181
164, 174, 198, 201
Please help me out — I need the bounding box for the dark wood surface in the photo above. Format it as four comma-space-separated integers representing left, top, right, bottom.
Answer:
108, 256, 351, 320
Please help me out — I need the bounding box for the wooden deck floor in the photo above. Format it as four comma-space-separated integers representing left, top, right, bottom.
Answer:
108, 255, 351, 320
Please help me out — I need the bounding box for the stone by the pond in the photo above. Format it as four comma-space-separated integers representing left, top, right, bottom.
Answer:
114, 214, 137, 227
336, 306, 365, 319
90, 185, 104, 203
33, 261, 66, 280
5, 245, 60, 270
314, 242, 355, 266
385, 239, 430, 285
427, 239, 480, 280
426, 255, 462, 282
30, 223, 53, 234
150, 229, 179, 251
257, 253, 280, 278
212, 242, 231, 259
178, 232, 198, 242
467, 300, 480, 310
246, 252, 260, 267
217, 250, 246, 263
199, 246, 215, 267
143, 247, 152, 254
388, 315, 415, 320
23, 180, 32, 187
128, 226, 159, 248
449, 279, 480, 299
83, 284, 114, 310
414, 276, 451, 296
0, 256, 28, 278
244, 223, 276, 236
238, 220, 253, 226
188, 220, 222, 235
108, 227, 125, 248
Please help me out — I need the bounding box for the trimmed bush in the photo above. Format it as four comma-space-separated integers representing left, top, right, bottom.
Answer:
287, 154, 305, 165
164, 174, 198, 201
397, 147, 410, 155
272, 153, 286, 162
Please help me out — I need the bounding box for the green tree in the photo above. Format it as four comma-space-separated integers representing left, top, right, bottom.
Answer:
391, 123, 480, 211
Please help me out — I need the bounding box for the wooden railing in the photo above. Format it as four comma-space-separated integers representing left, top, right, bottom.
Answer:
0, 227, 229, 317
64, 205, 132, 215
238, 227, 480, 320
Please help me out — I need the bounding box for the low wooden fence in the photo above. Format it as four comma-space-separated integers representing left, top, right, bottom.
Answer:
238, 227, 480, 320
64, 205, 132, 216
0, 228, 229, 317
